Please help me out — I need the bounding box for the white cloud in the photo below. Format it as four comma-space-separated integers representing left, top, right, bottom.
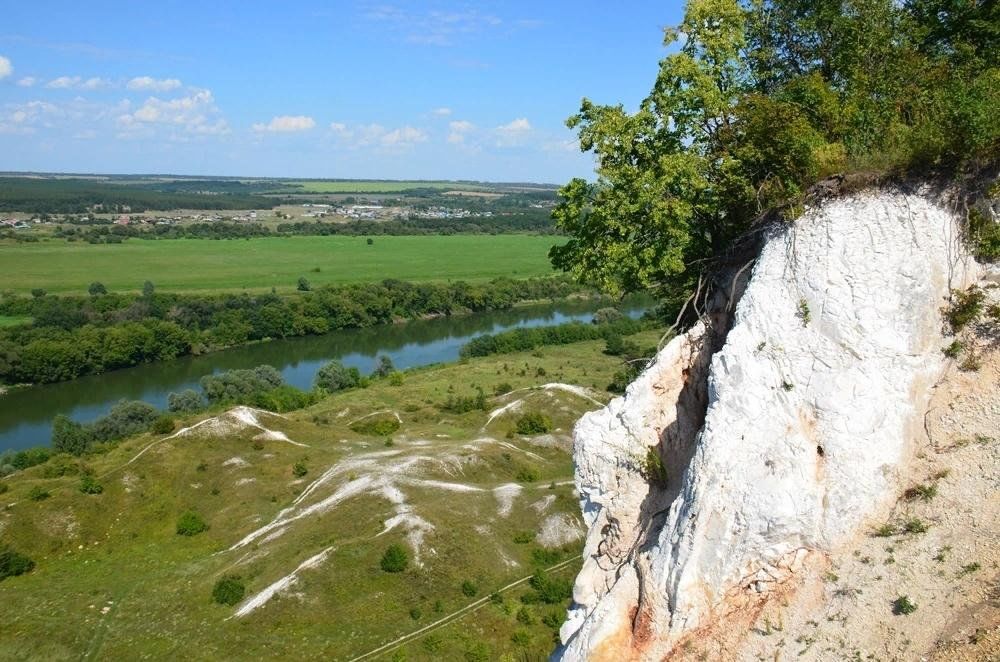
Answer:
252, 115, 316, 132
127, 76, 182, 92
0, 56, 12, 80
45, 75, 111, 90
498, 117, 531, 133
494, 117, 532, 146
118, 89, 229, 136
431, 107, 452, 116
365, 7, 505, 47
381, 125, 427, 147
447, 119, 474, 144
16, 76, 36, 87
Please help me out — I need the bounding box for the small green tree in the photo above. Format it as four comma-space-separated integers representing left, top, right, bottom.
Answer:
150, 416, 175, 435
30, 288, 46, 298
516, 412, 552, 435
461, 580, 478, 597
79, 475, 103, 494
297, 277, 311, 292
142, 280, 155, 298
372, 354, 395, 378
292, 462, 308, 478
212, 575, 246, 605
0, 546, 35, 581
314, 360, 361, 392
88, 282, 107, 296
380, 544, 409, 573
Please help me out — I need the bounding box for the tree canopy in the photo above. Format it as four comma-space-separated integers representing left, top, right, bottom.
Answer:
551, 0, 999, 301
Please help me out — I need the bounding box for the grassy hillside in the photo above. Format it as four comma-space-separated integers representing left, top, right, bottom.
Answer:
286, 180, 488, 194
0, 331, 661, 660
0, 235, 563, 295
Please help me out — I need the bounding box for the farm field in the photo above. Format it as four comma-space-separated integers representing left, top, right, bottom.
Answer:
0, 235, 564, 294
0, 331, 662, 660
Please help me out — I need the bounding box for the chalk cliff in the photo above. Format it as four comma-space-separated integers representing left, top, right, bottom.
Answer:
557, 189, 984, 660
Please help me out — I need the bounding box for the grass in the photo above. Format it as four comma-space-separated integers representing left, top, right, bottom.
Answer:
0, 235, 564, 294
0, 329, 661, 660
0, 315, 32, 328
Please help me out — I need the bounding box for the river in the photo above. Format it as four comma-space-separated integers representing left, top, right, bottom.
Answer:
0, 298, 647, 452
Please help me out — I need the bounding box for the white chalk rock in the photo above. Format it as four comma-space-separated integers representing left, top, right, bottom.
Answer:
558, 190, 977, 659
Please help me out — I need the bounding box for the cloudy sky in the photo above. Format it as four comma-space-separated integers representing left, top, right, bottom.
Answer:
0, 2, 683, 183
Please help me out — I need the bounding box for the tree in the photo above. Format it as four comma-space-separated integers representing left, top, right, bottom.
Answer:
314, 360, 361, 392
0, 546, 35, 581
372, 354, 395, 378
51, 414, 92, 456
88, 282, 107, 296
380, 544, 409, 573
176, 511, 208, 536
297, 277, 311, 292
142, 280, 155, 298
168, 389, 204, 413
30, 288, 46, 299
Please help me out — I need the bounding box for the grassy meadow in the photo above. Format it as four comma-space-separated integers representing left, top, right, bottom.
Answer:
0, 331, 661, 660
0, 235, 563, 295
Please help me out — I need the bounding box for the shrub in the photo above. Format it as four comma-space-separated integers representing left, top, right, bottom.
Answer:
892, 595, 917, 615
409, 607, 422, 620
150, 416, 175, 435
515, 466, 540, 483
88, 400, 160, 443
592, 307, 624, 324
200, 365, 284, 404
79, 475, 103, 494
351, 416, 401, 437
292, 462, 308, 478
440, 389, 488, 414
515, 411, 552, 435
942, 340, 964, 358
388, 371, 404, 386
461, 580, 478, 597
253, 385, 318, 412
945, 287, 984, 332
516, 605, 536, 625
513, 531, 535, 544
903, 518, 929, 534
3, 446, 51, 471
88, 281, 107, 296
176, 511, 208, 536
604, 333, 640, 357
314, 360, 361, 392
903, 483, 938, 501
212, 575, 246, 605
167, 389, 204, 413
493, 382, 513, 396
297, 277, 311, 291
0, 482, 7, 494
0, 547, 35, 581
372, 354, 395, 378
27, 485, 50, 501
380, 544, 409, 573
527, 570, 573, 604
51, 415, 93, 456
642, 447, 668, 485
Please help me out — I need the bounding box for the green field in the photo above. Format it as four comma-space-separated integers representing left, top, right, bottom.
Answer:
0, 331, 662, 660
0, 235, 563, 294
0, 315, 32, 328
288, 180, 487, 193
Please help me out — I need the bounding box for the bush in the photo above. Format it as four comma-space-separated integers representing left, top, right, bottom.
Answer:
176, 511, 208, 536
51, 415, 92, 456
150, 415, 175, 435
297, 277, 311, 292
945, 287, 984, 332
168, 389, 204, 413
88, 400, 159, 443
27, 485, 50, 501
253, 385, 318, 412
200, 365, 284, 404
515, 466, 540, 483
79, 474, 103, 494
461, 580, 478, 597
388, 371, 404, 386
493, 382, 513, 396
2, 446, 51, 471
527, 570, 573, 604
440, 388, 488, 414
380, 544, 409, 573
212, 575, 246, 605
314, 360, 361, 392
372, 354, 395, 378
0, 481, 7, 494
292, 462, 308, 478
515, 411, 552, 435
351, 416, 401, 437
892, 595, 917, 615
592, 307, 624, 324
0, 547, 35, 581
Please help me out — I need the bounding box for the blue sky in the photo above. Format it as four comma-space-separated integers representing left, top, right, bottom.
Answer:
0, 2, 684, 183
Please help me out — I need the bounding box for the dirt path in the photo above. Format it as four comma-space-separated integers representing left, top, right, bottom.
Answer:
346, 558, 579, 662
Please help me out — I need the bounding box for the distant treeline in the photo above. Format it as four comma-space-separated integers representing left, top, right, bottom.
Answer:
0, 178, 279, 214
0, 277, 588, 385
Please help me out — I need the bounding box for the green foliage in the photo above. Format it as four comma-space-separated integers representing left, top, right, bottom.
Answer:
945, 286, 985, 332
592, 307, 625, 324
892, 595, 917, 615
526, 570, 574, 604
315, 360, 362, 392
903, 518, 929, 534
51, 415, 91, 456
27, 486, 50, 501
388, 371, 405, 386
165, 389, 203, 414
603, 333, 641, 357
493, 382, 513, 396
516, 606, 536, 625
0, 446, 52, 472
252, 385, 319, 413
530, 548, 562, 567
642, 447, 668, 485
461, 580, 479, 597
968, 209, 1000, 262
513, 531, 535, 544
88, 282, 107, 297
79, 474, 104, 495
176, 511, 208, 536
292, 462, 308, 478
350, 416, 401, 437
440, 388, 488, 414
942, 340, 964, 358
150, 415, 175, 435
515, 411, 552, 435
200, 365, 284, 404
380, 544, 409, 573
409, 607, 422, 620
0, 546, 35, 581
212, 576, 246, 606
297, 277, 311, 292
551, 0, 1000, 301
372, 354, 395, 378
515, 466, 540, 483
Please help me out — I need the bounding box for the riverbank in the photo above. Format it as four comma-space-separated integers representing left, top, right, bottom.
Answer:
0, 297, 651, 452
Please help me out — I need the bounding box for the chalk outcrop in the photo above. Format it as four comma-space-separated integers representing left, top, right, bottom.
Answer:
557, 190, 979, 659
